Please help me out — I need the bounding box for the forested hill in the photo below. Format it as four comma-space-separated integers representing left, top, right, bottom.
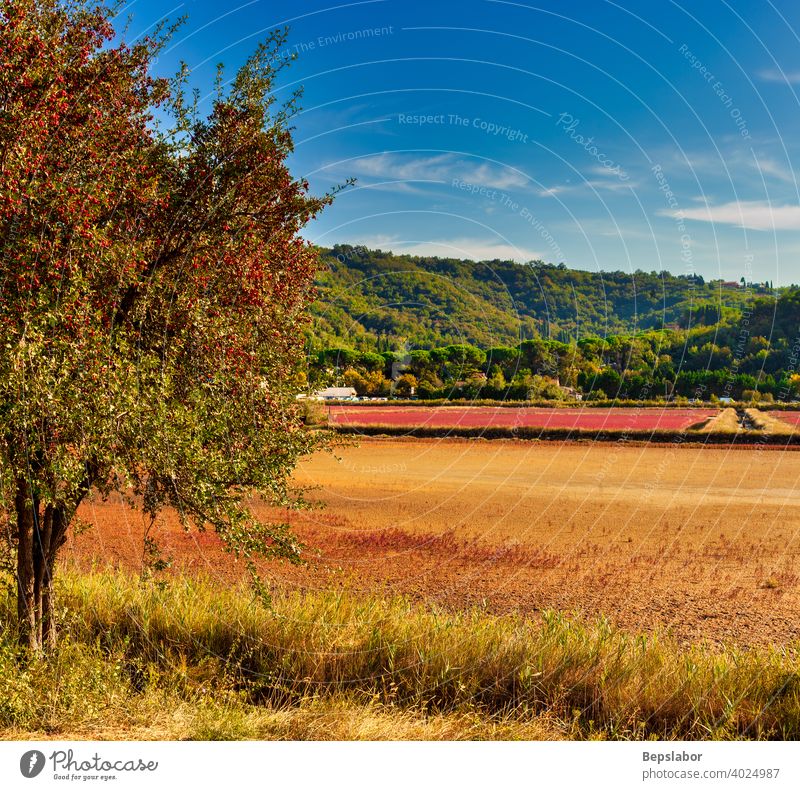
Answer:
311, 244, 758, 351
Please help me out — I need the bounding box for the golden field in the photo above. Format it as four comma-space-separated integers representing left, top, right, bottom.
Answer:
69, 438, 800, 646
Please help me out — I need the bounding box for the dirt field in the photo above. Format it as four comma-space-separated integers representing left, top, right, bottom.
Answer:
68, 438, 800, 646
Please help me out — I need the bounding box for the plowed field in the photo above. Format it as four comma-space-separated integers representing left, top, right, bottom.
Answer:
67, 438, 800, 646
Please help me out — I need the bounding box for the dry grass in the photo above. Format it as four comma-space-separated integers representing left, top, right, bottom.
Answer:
697, 408, 742, 432
745, 409, 797, 436
3, 571, 800, 741
0, 695, 562, 742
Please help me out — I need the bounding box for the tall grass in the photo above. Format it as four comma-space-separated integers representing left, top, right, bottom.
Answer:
1, 571, 799, 740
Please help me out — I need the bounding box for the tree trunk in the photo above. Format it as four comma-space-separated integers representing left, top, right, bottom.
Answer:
43, 506, 68, 650
15, 477, 39, 652
14, 463, 93, 653
32, 505, 55, 650
41, 569, 57, 650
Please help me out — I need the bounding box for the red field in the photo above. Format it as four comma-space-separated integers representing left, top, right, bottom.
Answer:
328, 405, 717, 431
769, 411, 800, 427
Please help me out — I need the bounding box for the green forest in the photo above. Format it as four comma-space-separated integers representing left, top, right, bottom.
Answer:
306, 244, 800, 402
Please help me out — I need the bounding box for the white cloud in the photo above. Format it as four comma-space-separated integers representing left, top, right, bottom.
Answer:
538, 185, 568, 196
758, 68, 800, 84
751, 154, 797, 183
348, 153, 530, 191
671, 200, 800, 231
352, 235, 546, 262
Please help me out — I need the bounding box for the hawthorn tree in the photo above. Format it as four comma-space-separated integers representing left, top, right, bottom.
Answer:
0, 0, 336, 651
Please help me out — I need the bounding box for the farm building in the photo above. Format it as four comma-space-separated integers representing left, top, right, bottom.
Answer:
313, 386, 358, 400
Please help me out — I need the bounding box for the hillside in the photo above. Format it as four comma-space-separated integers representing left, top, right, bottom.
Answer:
306, 245, 800, 402
311, 244, 756, 351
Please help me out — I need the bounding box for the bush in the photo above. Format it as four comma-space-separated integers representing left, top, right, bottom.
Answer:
298, 399, 328, 426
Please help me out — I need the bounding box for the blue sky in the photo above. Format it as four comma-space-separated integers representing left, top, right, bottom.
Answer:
127, 0, 800, 284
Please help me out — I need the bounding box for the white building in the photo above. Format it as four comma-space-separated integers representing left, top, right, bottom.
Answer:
313, 386, 358, 401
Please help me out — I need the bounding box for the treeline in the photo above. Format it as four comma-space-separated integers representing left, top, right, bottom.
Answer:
308, 268, 800, 402
309, 335, 800, 402
310, 341, 569, 400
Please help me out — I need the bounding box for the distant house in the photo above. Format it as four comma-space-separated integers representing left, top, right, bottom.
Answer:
721, 281, 741, 289
314, 386, 358, 401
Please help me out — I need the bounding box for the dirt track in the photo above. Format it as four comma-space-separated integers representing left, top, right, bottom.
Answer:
68, 438, 800, 646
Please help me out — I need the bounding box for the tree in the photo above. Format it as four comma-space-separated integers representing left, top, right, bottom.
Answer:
359, 352, 385, 372
342, 368, 368, 394
393, 373, 417, 397
0, 1, 334, 651
486, 365, 507, 393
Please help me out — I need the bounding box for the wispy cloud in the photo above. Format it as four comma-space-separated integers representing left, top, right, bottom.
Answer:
346, 180, 442, 197
664, 149, 799, 190
751, 154, 797, 183
538, 185, 568, 197
584, 178, 638, 192
587, 165, 633, 181
347, 153, 530, 192
539, 168, 637, 197
351, 235, 546, 262
670, 200, 800, 231
758, 68, 800, 84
